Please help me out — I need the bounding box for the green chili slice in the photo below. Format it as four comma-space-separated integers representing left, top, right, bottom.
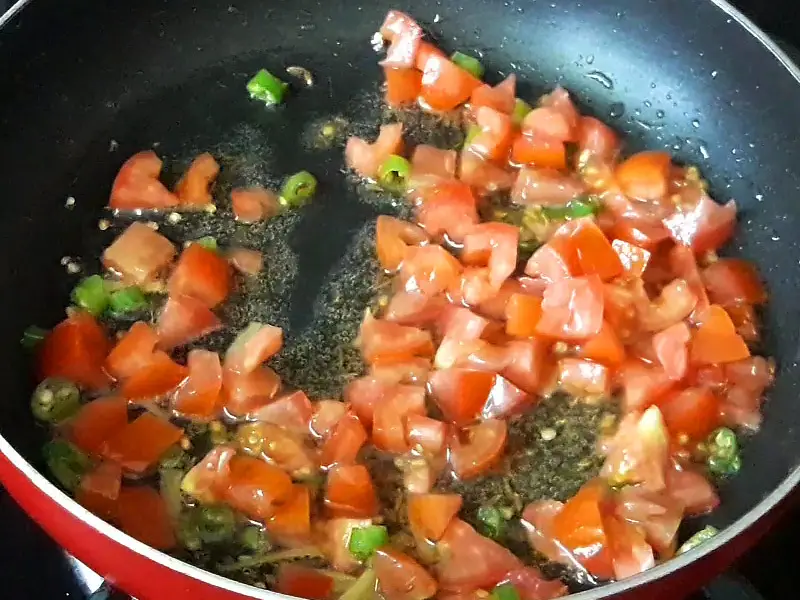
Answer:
246, 69, 288, 105
43, 440, 92, 492
450, 51, 485, 79
31, 378, 81, 424
677, 525, 719, 555
477, 505, 507, 540
348, 525, 389, 561
238, 525, 273, 554
540, 197, 599, 221
706, 427, 741, 478
72, 275, 110, 316
192, 236, 218, 252
280, 170, 318, 208
21, 325, 48, 349
491, 583, 521, 600
108, 287, 148, 316
376, 155, 411, 194
512, 98, 532, 126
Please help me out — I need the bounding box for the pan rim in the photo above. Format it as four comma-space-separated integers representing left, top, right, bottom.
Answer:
0, 0, 798, 597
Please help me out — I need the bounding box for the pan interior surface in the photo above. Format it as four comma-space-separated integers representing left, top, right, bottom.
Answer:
1, 0, 799, 597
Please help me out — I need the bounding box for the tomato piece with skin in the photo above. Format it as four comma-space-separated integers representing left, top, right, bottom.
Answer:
173, 349, 222, 418
637, 278, 698, 333
345, 123, 405, 180
385, 67, 423, 107
413, 180, 479, 243
116, 486, 176, 550
615, 151, 671, 201
449, 419, 508, 480
481, 375, 532, 420
467, 106, 514, 162
558, 358, 609, 396
459, 148, 516, 194
570, 219, 624, 281
168, 243, 231, 309
574, 320, 625, 367
502, 338, 550, 395
400, 245, 463, 296
615, 485, 684, 556
102, 412, 183, 473
652, 322, 691, 381
522, 106, 574, 142
669, 245, 710, 321
102, 222, 176, 286
501, 567, 568, 600
525, 238, 580, 283
109, 151, 179, 210
374, 548, 438, 600
429, 368, 495, 425
462, 222, 519, 290
665, 463, 720, 517
118, 351, 188, 401
372, 385, 427, 454
539, 87, 580, 137
405, 414, 447, 455
505, 294, 544, 338
610, 217, 671, 252
175, 153, 219, 208
251, 390, 314, 436
246, 422, 317, 479
105, 321, 159, 380
419, 54, 482, 112
435, 518, 523, 592
155, 294, 222, 351
689, 305, 750, 364
225, 455, 294, 520
385, 292, 447, 328
510, 133, 567, 171
181, 445, 236, 504
379, 10, 424, 69
222, 366, 281, 416
359, 312, 434, 366
310, 400, 349, 439
511, 167, 586, 206
536, 275, 605, 340
602, 512, 655, 580
611, 239, 651, 278
616, 360, 676, 413
268, 485, 312, 546
411, 144, 457, 180
601, 406, 669, 492
231, 187, 281, 223
469, 74, 516, 115
320, 412, 368, 469
224, 323, 283, 375
325, 464, 379, 518
228, 247, 263, 276
76, 461, 122, 521
275, 564, 334, 600
70, 397, 129, 456
657, 387, 721, 442
38, 311, 112, 392
344, 376, 394, 427
576, 116, 620, 165
376, 215, 428, 273
663, 196, 737, 255
702, 258, 767, 306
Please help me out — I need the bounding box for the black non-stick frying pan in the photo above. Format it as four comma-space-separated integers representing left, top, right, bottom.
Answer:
1, 0, 799, 599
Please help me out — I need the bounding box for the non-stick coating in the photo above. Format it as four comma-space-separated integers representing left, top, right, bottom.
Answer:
1, 0, 800, 597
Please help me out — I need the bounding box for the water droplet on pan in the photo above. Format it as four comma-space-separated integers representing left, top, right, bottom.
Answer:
586, 70, 614, 89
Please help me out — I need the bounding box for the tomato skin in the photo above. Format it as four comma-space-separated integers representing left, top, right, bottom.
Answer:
376, 215, 428, 273
275, 564, 334, 600
577, 116, 620, 165
615, 151, 671, 201
571, 219, 624, 281
521, 106, 574, 142
616, 360, 675, 413
602, 512, 655, 580
689, 305, 750, 364
610, 217, 671, 252
663, 197, 737, 255
558, 358, 609, 396
168, 243, 232, 309
400, 245, 463, 297
374, 548, 438, 600
410, 144, 457, 179
525, 238, 580, 283
38, 311, 112, 391
505, 294, 544, 338
652, 322, 691, 381
702, 258, 766, 306
405, 414, 447, 455
611, 239, 651, 277
638, 278, 698, 333
462, 222, 519, 290
575, 320, 625, 367
408, 493, 463, 542
225, 455, 294, 520
449, 419, 507, 480
346, 123, 405, 180
268, 485, 312, 546
173, 349, 222, 418
320, 412, 368, 469
109, 151, 179, 210
76, 461, 122, 521
155, 294, 222, 351
413, 180, 479, 243
360, 312, 434, 366
665, 464, 719, 516
101, 412, 183, 473
106, 321, 159, 380
657, 387, 720, 442
251, 390, 314, 435
231, 187, 281, 223
116, 486, 176, 550
511, 167, 586, 206
181, 445, 236, 504
385, 67, 423, 107
510, 134, 567, 170
102, 222, 176, 286
372, 385, 427, 454
325, 464, 379, 518
118, 350, 188, 401
469, 74, 516, 115
536, 275, 605, 340
467, 106, 514, 161
379, 10, 424, 69
481, 375, 532, 420
224, 323, 283, 375
429, 368, 495, 425
70, 397, 129, 456
615, 485, 683, 556
419, 54, 482, 111
175, 152, 219, 208
222, 366, 281, 416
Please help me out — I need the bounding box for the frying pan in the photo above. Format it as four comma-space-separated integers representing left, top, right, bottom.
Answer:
1, 0, 799, 598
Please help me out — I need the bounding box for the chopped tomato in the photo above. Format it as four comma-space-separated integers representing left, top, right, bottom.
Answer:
702, 259, 767, 306
408, 493, 463, 542
359, 312, 434, 365
435, 518, 522, 591
614, 485, 683, 556
480, 375, 532, 420
410, 144, 457, 179
225, 455, 294, 520
70, 397, 129, 456
511, 167, 585, 206
502, 338, 550, 395
665, 464, 719, 516
449, 419, 507, 479
385, 67, 423, 107
616, 360, 675, 413
102, 412, 183, 473
168, 243, 231, 308
344, 376, 393, 427
570, 219, 624, 281
105, 321, 159, 380
637, 278, 698, 332
467, 106, 513, 161
180, 445, 236, 504
173, 349, 222, 418
325, 464, 379, 518
405, 414, 447, 455
429, 368, 494, 425
275, 564, 334, 600
689, 305, 750, 364
245, 422, 317, 479
118, 351, 188, 401
657, 387, 720, 442
385, 292, 446, 327
116, 485, 176, 550
505, 294, 543, 338
663, 196, 737, 255
376, 215, 428, 272
310, 400, 349, 439
462, 223, 519, 289
413, 180, 479, 243
251, 391, 313, 435
575, 321, 625, 367
652, 322, 691, 381
374, 548, 438, 600
615, 151, 671, 201
611, 239, 651, 277
320, 412, 368, 469
370, 359, 432, 386
175, 153, 219, 208
379, 10, 424, 69
231, 187, 281, 223
228, 247, 263, 276
102, 222, 176, 286
222, 366, 281, 416
345, 123, 405, 180
601, 407, 669, 491
108, 151, 179, 210
510, 134, 567, 170
38, 311, 112, 391
268, 485, 312, 545
576, 116, 619, 165
419, 54, 482, 111
525, 238, 580, 283
155, 294, 222, 350
501, 567, 568, 600
76, 461, 122, 521
323, 518, 376, 573
521, 500, 568, 564
400, 245, 462, 297
669, 245, 710, 321
610, 217, 671, 251
470, 74, 516, 115
602, 513, 655, 580
372, 385, 426, 453
558, 358, 609, 396
459, 149, 516, 193
538, 87, 580, 138
224, 323, 283, 374
521, 106, 573, 142
536, 275, 604, 339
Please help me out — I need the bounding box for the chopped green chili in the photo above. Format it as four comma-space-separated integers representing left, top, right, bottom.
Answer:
512, 98, 532, 126
706, 427, 741, 478
238, 525, 272, 554
280, 170, 318, 208
246, 69, 288, 105
192, 236, 218, 252
348, 525, 389, 561
339, 568, 377, 600
677, 525, 719, 555
21, 325, 48, 349
196, 505, 237, 544
159, 468, 184, 522
108, 286, 148, 316
491, 583, 521, 600
477, 505, 506, 540
462, 124, 481, 149
72, 275, 109, 316
43, 440, 92, 492
450, 51, 485, 79
31, 378, 81, 424
376, 155, 411, 194
540, 196, 599, 221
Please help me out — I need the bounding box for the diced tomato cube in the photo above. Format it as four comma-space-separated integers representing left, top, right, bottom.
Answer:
105, 321, 159, 380
325, 464, 379, 518
168, 243, 232, 308
103, 222, 176, 286
70, 397, 129, 456
175, 153, 219, 208
101, 412, 183, 473
108, 151, 179, 211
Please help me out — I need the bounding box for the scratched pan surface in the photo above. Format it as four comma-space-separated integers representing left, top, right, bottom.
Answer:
1, 0, 800, 597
